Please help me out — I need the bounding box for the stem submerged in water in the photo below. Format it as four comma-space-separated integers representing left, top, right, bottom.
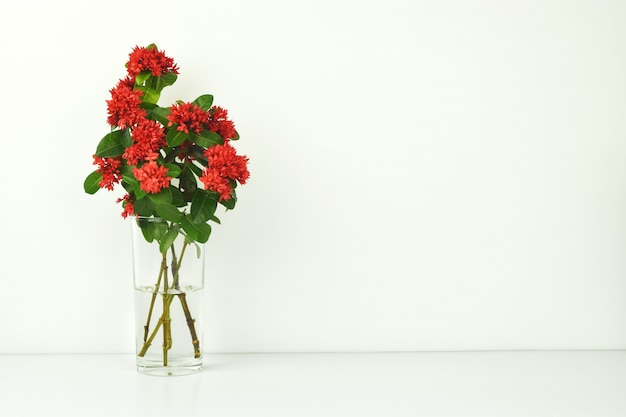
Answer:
162, 294, 172, 366
136, 231, 202, 365
178, 293, 201, 358
137, 294, 175, 357
143, 253, 167, 342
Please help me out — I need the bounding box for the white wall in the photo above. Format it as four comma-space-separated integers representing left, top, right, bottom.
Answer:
1, 0, 625, 353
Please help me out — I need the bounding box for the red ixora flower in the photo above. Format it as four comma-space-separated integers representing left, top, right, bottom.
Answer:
199, 142, 249, 201
123, 119, 166, 165
167, 102, 208, 134
132, 161, 171, 194
206, 106, 237, 140
106, 77, 146, 128
93, 156, 122, 191
126, 45, 179, 78
116, 194, 135, 218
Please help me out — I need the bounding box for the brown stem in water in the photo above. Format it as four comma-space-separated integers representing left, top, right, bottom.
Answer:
177, 293, 201, 358
143, 253, 167, 342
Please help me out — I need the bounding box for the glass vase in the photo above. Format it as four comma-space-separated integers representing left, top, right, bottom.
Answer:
131, 216, 205, 376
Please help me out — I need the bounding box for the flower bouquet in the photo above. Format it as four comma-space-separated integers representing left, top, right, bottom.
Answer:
84, 44, 249, 375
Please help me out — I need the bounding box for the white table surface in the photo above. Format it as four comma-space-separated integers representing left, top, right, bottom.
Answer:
0, 351, 625, 417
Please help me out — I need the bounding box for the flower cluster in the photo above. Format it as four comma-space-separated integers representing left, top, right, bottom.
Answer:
116, 194, 134, 219
106, 78, 146, 129
132, 161, 171, 194
167, 103, 237, 140
200, 142, 250, 201
85, 44, 250, 244
126, 45, 179, 77
93, 156, 121, 191
123, 119, 166, 165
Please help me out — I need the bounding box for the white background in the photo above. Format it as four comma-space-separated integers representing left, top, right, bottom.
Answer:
0, 0, 625, 354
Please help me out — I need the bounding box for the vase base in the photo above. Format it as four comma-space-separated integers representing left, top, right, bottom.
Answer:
136, 357, 203, 376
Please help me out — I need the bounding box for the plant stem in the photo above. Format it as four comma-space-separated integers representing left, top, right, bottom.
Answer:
177, 293, 201, 358
162, 294, 172, 366
162, 252, 171, 366
171, 241, 200, 356
137, 295, 175, 357
172, 241, 188, 289
170, 245, 179, 291
143, 253, 167, 342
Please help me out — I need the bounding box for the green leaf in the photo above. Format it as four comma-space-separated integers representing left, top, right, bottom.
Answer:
137, 218, 155, 242
166, 128, 188, 147
140, 102, 158, 110
133, 196, 156, 216
207, 190, 221, 201
142, 88, 160, 104
187, 161, 203, 177
181, 215, 211, 243
120, 129, 133, 148
190, 130, 224, 148
149, 187, 173, 206
170, 186, 186, 207
164, 163, 182, 178
135, 71, 151, 85
231, 129, 240, 141
156, 202, 183, 223
161, 72, 177, 88
150, 107, 170, 125
159, 226, 179, 253
191, 191, 218, 224
119, 165, 133, 175
84, 170, 102, 194
220, 189, 237, 210
136, 82, 161, 104
135, 217, 166, 243
179, 168, 198, 202
95, 130, 125, 157
122, 172, 146, 200
209, 214, 221, 224
152, 220, 168, 241
148, 75, 162, 92
192, 94, 214, 110
121, 172, 137, 188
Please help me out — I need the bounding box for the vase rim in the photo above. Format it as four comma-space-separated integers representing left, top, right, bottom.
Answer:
133, 215, 166, 222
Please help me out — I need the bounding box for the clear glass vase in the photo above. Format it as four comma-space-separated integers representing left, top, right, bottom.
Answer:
131, 216, 205, 376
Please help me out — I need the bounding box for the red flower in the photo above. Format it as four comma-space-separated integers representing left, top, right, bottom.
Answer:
116, 194, 135, 218
132, 161, 171, 194
167, 102, 208, 134
205, 142, 250, 183
106, 78, 146, 128
199, 142, 249, 200
123, 119, 166, 165
206, 106, 237, 140
199, 169, 232, 201
93, 156, 122, 191
126, 45, 179, 77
